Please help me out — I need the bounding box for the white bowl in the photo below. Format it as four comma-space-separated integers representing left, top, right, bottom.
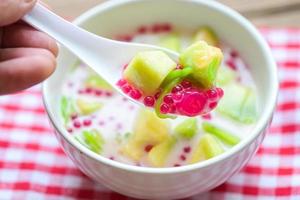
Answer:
43, 0, 278, 199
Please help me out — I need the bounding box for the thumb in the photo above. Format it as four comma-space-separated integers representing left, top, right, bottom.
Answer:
0, 0, 37, 26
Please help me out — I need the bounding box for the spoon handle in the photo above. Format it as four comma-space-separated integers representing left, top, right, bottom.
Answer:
23, 3, 115, 79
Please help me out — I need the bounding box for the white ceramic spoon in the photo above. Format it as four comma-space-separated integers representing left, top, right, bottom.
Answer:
23, 3, 179, 105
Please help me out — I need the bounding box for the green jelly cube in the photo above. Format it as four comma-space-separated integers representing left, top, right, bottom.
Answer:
159, 33, 181, 52
217, 83, 257, 123
179, 41, 223, 88
85, 74, 112, 90
148, 136, 177, 167
194, 26, 219, 46
174, 118, 198, 139
202, 122, 240, 146
120, 108, 170, 161
78, 129, 105, 154
124, 51, 177, 95
190, 134, 224, 164
216, 65, 237, 86
76, 98, 103, 115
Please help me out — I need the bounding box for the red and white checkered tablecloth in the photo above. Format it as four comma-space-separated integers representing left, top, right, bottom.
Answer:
0, 28, 300, 200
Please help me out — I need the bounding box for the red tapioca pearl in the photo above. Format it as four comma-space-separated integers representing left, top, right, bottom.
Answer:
174, 164, 181, 167
151, 24, 162, 33
99, 121, 105, 126
129, 89, 142, 100
226, 60, 237, 70
180, 155, 186, 161
123, 64, 128, 71
143, 96, 155, 107
206, 89, 218, 101
85, 87, 93, 94
67, 128, 73, 133
109, 156, 115, 160
230, 50, 238, 58
160, 103, 170, 114
137, 26, 147, 34
78, 89, 85, 94
123, 35, 133, 42
216, 88, 224, 98
161, 23, 172, 32
209, 102, 218, 109
105, 91, 113, 97
177, 89, 206, 117
144, 145, 154, 152
71, 113, 78, 120
121, 84, 132, 94
181, 80, 192, 89
202, 113, 212, 120
163, 95, 174, 104
172, 85, 183, 93
83, 119, 92, 126
73, 120, 81, 128
175, 64, 183, 70
117, 79, 127, 87
183, 146, 191, 153
172, 92, 183, 101
94, 89, 102, 96
154, 90, 162, 99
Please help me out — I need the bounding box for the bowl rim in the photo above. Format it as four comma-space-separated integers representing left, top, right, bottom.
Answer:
43, 0, 278, 174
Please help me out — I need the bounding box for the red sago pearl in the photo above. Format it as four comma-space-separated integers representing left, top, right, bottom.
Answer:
209, 102, 218, 109
85, 87, 93, 94
109, 156, 115, 160
154, 90, 162, 99
143, 96, 155, 107
172, 85, 183, 93
105, 91, 113, 97
160, 104, 170, 114
78, 89, 85, 94
163, 94, 174, 104
174, 164, 181, 167
144, 145, 154, 152
152, 24, 162, 33
83, 119, 92, 126
175, 64, 183, 70
206, 89, 218, 101
161, 23, 172, 32
202, 113, 212, 120
73, 120, 81, 128
181, 80, 192, 88
172, 92, 183, 101
123, 64, 128, 70
216, 88, 224, 98
67, 128, 73, 133
121, 84, 132, 94
117, 79, 127, 87
94, 90, 102, 96
71, 113, 78, 120
180, 155, 186, 161
137, 26, 147, 34
129, 89, 142, 100
183, 146, 191, 153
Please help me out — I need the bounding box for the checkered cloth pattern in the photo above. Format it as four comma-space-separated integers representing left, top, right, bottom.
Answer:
0, 28, 300, 200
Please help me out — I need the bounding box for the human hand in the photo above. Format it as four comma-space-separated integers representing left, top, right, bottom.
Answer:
0, 0, 58, 95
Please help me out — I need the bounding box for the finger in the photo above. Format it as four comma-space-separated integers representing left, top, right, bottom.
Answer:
0, 47, 54, 61
0, 0, 37, 26
1, 24, 58, 56
0, 54, 56, 95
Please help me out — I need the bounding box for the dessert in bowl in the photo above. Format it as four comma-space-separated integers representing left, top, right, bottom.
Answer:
43, 0, 278, 199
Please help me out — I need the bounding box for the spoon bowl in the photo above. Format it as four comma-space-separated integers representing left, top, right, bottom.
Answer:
23, 3, 179, 106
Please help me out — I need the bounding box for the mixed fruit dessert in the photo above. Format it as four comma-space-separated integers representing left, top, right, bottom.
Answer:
117, 41, 223, 118
60, 24, 258, 167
